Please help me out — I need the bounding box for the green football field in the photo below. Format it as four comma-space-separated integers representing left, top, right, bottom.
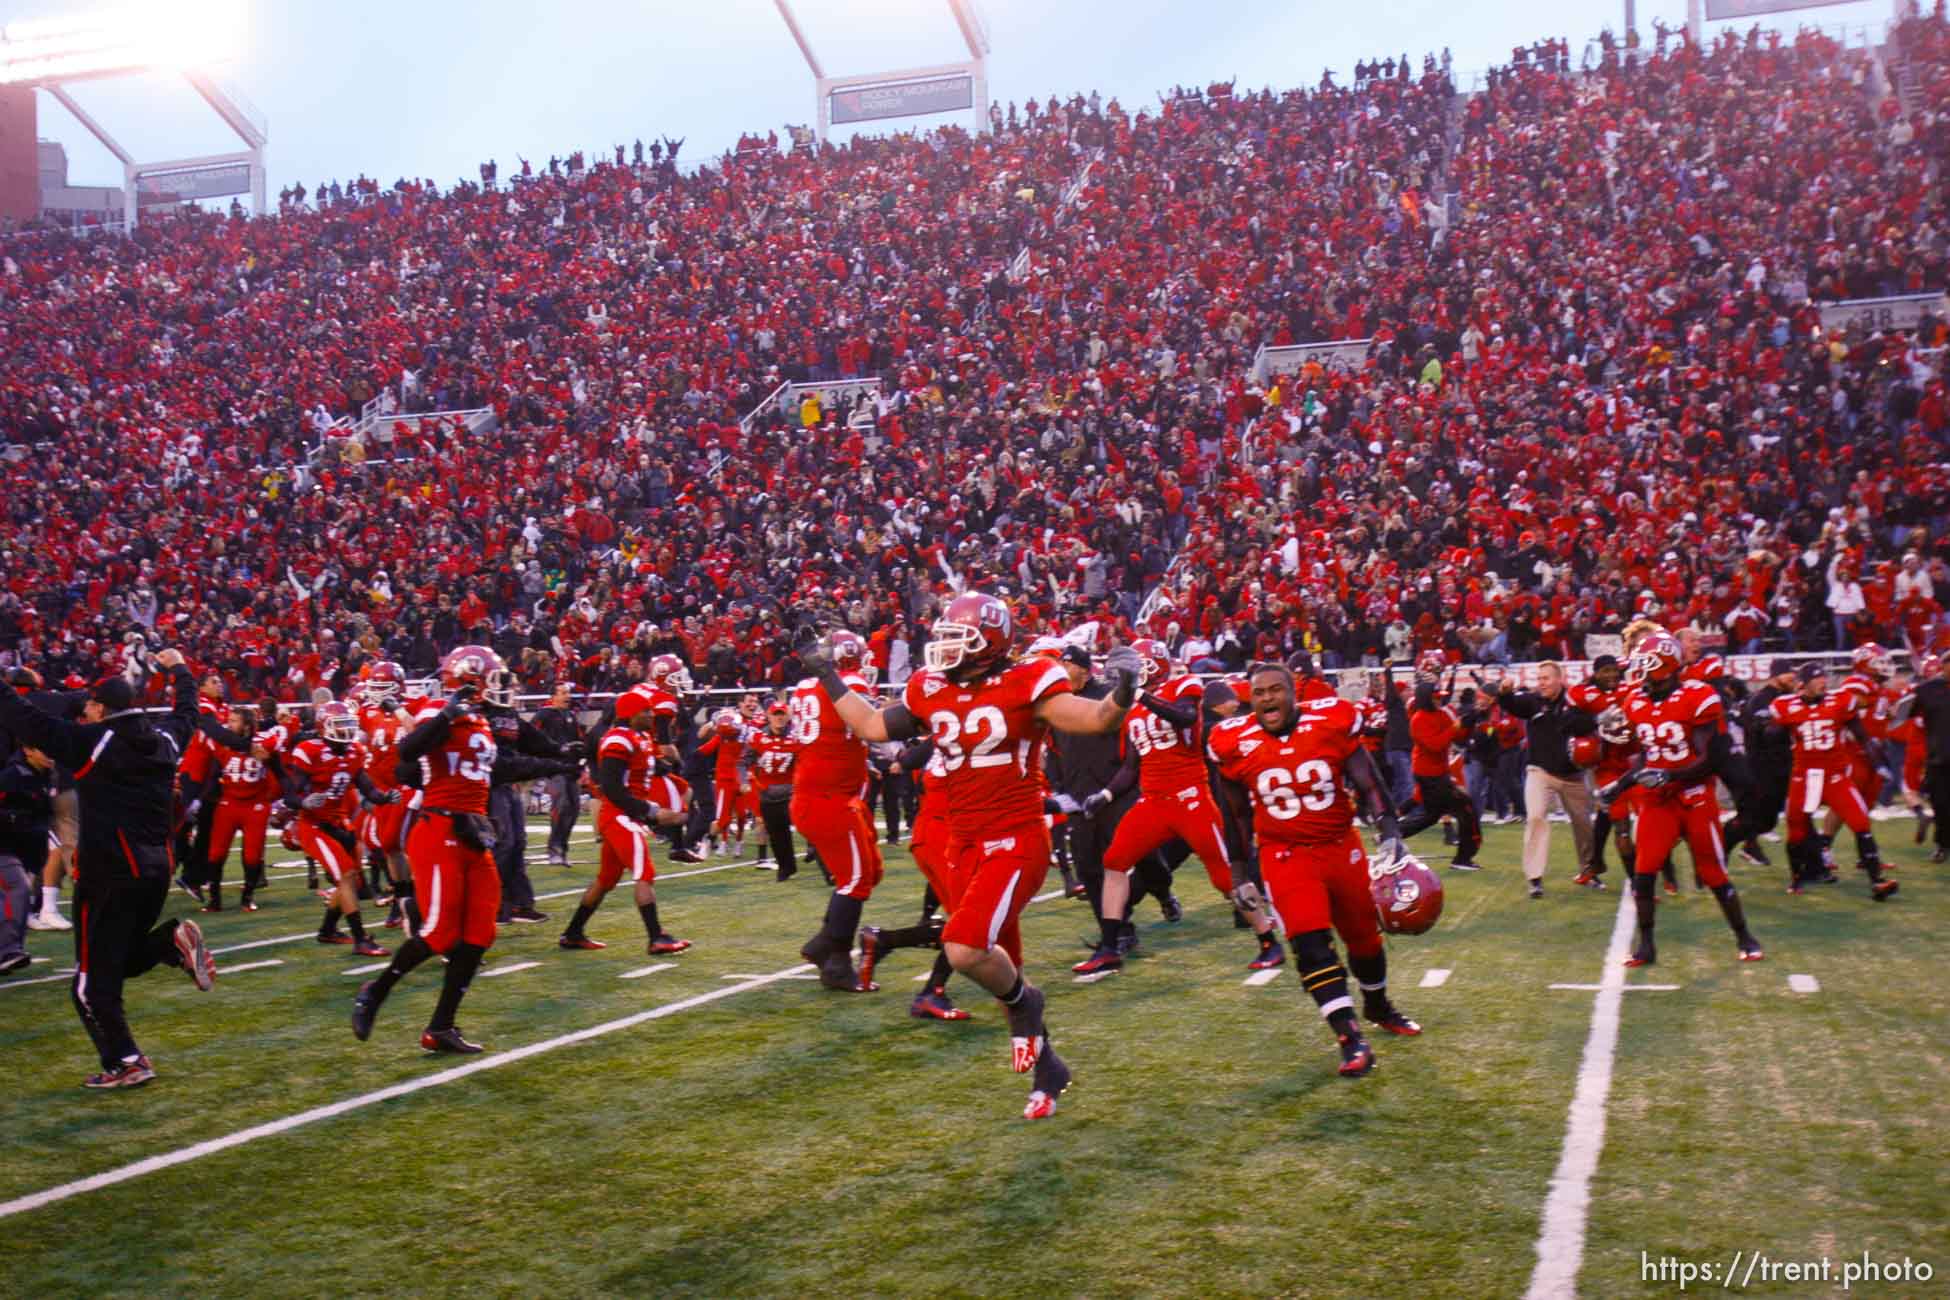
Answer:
1, 812, 1944, 1299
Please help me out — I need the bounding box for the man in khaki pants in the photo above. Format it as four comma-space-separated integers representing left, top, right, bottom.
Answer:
1493, 663, 1598, 899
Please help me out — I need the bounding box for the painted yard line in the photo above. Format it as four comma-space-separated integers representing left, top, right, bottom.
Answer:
479, 961, 542, 978
1072, 970, 1118, 985
1547, 983, 1679, 992
913, 972, 932, 983
211, 932, 320, 957
620, 963, 677, 980
1787, 974, 1820, 994
1, 969, 77, 991
1419, 968, 1452, 988
0, 963, 816, 1222
720, 972, 819, 981
1524, 888, 1635, 1300
218, 959, 285, 975
1242, 968, 1281, 987
342, 961, 392, 976
1031, 889, 1067, 903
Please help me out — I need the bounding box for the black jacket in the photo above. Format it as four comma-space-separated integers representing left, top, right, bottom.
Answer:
0, 665, 198, 892
1046, 678, 1123, 796
1497, 686, 1597, 779
1912, 679, 1950, 768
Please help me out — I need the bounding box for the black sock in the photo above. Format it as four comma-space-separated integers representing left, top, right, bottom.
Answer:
918, 885, 939, 922
637, 900, 661, 939
1632, 875, 1658, 948
876, 923, 941, 951
319, 906, 341, 937
372, 937, 433, 999
1854, 832, 1885, 881
1711, 883, 1753, 940
825, 893, 864, 948
1256, 921, 1278, 947
926, 950, 954, 993
346, 911, 368, 944
565, 902, 597, 938
1349, 950, 1387, 1007
1001, 974, 1025, 1005
1591, 813, 1612, 870
404, 896, 424, 937
428, 942, 485, 1032
1098, 911, 1122, 951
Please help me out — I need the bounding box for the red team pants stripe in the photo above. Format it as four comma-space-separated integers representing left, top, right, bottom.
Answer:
790, 794, 882, 900
594, 802, 657, 891
1102, 789, 1233, 893
296, 819, 357, 884
407, 813, 500, 953
1259, 830, 1382, 959
1785, 768, 1871, 841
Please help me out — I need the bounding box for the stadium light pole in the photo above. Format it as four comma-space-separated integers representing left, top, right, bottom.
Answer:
774, 0, 990, 144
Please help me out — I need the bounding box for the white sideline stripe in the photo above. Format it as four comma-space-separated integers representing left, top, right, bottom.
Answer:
1524, 889, 1635, 1300
0, 963, 817, 1222
218, 959, 284, 974
620, 963, 676, 980
1, 969, 76, 990
343, 961, 392, 976
720, 972, 818, 981
1031, 889, 1066, 903
479, 961, 541, 978
211, 932, 318, 957
1419, 968, 1451, 988
1788, 974, 1820, 994
1548, 983, 1678, 992
1243, 967, 1281, 987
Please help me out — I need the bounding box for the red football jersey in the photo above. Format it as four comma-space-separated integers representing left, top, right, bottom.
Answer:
1123, 674, 1208, 798
1831, 672, 1889, 746
1620, 681, 1723, 790
287, 738, 370, 824
1208, 698, 1361, 846
216, 733, 280, 802
901, 658, 1072, 837
1568, 682, 1638, 783
788, 672, 872, 797
1769, 693, 1858, 776
359, 705, 408, 788
746, 730, 801, 789
417, 713, 495, 814
701, 728, 748, 783
596, 724, 656, 802
1408, 704, 1463, 778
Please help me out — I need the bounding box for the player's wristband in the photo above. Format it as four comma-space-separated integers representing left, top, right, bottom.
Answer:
815, 665, 849, 702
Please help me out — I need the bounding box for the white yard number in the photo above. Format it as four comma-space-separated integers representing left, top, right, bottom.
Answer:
930, 706, 1009, 771
1254, 760, 1337, 819
1634, 720, 1690, 764
1126, 713, 1179, 755
789, 692, 822, 744
444, 731, 495, 784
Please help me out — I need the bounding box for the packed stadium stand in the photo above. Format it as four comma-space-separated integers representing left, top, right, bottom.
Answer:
1, 18, 1945, 699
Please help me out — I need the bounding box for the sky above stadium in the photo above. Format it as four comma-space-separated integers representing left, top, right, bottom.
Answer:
8, 0, 1900, 199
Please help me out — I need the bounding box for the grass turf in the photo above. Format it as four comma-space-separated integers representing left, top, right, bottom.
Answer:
0, 813, 1944, 1298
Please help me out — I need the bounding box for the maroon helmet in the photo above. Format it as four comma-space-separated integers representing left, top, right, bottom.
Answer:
648, 653, 692, 694
361, 659, 406, 707
1626, 632, 1683, 698
1127, 638, 1173, 687
924, 591, 1013, 678
317, 700, 361, 746
827, 629, 877, 687
1372, 848, 1444, 936
1568, 734, 1602, 769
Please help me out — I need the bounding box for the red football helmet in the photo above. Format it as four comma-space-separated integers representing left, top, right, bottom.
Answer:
1851, 642, 1893, 680
1128, 638, 1173, 687
1415, 649, 1447, 681
1626, 632, 1683, 697
648, 653, 692, 694
615, 684, 656, 723
1026, 635, 1065, 660
317, 700, 361, 746
1371, 849, 1444, 936
1568, 734, 1602, 769
925, 591, 1013, 678
827, 630, 877, 687
440, 645, 503, 696
1922, 653, 1944, 679
714, 708, 740, 734
361, 660, 405, 707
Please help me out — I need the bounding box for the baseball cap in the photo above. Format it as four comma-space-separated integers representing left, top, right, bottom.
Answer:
90, 677, 135, 713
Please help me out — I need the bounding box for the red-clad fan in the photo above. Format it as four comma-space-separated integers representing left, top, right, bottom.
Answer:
1073, 639, 1285, 976
699, 708, 753, 856
285, 701, 395, 957
810, 592, 1136, 1119
351, 646, 505, 1054
1598, 632, 1764, 967
1209, 662, 1431, 1079
557, 684, 693, 954
1568, 654, 1639, 888
787, 629, 884, 992
1394, 654, 1482, 868
355, 661, 416, 930
1768, 663, 1897, 900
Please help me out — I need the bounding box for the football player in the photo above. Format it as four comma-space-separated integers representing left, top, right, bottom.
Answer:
1597, 633, 1763, 967
354, 662, 416, 929
787, 630, 886, 992
857, 735, 971, 1021
1071, 639, 1285, 976
742, 700, 801, 870
805, 592, 1137, 1119
285, 700, 396, 957
699, 708, 752, 857
351, 646, 505, 1054
197, 706, 279, 912
1768, 663, 1897, 900
1209, 663, 1430, 1078
1569, 654, 1636, 888
557, 685, 693, 954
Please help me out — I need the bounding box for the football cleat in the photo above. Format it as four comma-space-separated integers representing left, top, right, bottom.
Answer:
1573, 869, 1606, 889
1786, 881, 1805, 896
316, 933, 354, 946
239, 894, 259, 913
1011, 1033, 1045, 1074
1528, 882, 1544, 900
1336, 1031, 1376, 1077
1023, 1046, 1073, 1120
351, 983, 380, 1041
1737, 939, 1765, 962
668, 846, 706, 864
648, 934, 693, 955
1004, 985, 1047, 1071
1624, 946, 1656, 968
83, 1056, 156, 1090
1872, 880, 1899, 901
508, 907, 548, 924
1661, 879, 1680, 898
1737, 841, 1771, 868
0, 952, 29, 975
174, 919, 216, 991
173, 875, 205, 904
1072, 946, 1122, 976
352, 938, 390, 958
200, 900, 224, 913
817, 954, 865, 991
1447, 859, 1482, 872
1365, 1000, 1422, 1036
421, 1027, 485, 1054
1248, 940, 1286, 971
910, 989, 971, 1021
857, 927, 885, 988
1160, 894, 1184, 923
558, 935, 607, 950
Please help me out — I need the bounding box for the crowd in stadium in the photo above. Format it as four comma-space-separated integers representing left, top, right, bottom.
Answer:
0, 19, 1946, 708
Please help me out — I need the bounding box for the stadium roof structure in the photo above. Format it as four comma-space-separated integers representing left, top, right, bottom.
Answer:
0, 0, 264, 226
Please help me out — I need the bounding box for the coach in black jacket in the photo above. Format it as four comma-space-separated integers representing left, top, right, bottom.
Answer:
0, 651, 215, 1087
